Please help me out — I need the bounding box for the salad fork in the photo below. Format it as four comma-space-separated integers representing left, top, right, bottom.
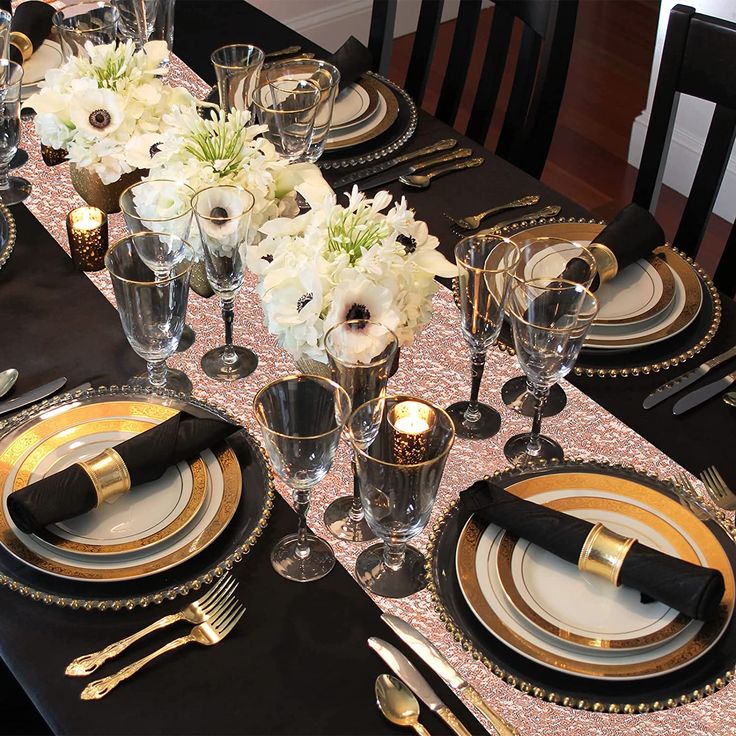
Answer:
81, 597, 246, 700
700, 466, 736, 510
443, 195, 540, 231
66, 574, 238, 676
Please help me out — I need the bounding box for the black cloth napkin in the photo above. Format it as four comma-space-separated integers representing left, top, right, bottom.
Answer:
7, 411, 237, 534
9, 0, 55, 66
461, 479, 726, 621
327, 36, 372, 89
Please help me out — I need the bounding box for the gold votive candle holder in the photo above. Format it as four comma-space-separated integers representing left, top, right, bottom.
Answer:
66, 206, 108, 271
389, 400, 436, 464
40, 144, 68, 166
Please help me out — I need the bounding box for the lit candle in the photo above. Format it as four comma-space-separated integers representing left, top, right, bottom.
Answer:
66, 206, 108, 272
389, 400, 435, 464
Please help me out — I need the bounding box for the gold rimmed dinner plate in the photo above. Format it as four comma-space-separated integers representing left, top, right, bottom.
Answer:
456, 472, 734, 680
325, 76, 399, 151
330, 79, 380, 130
496, 496, 695, 651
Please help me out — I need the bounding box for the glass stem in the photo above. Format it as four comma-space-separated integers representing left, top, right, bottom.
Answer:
0, 162, 10, 190
292, 488, 311, 559
348, 454, 364, 523
527, 384, 550, 455
463, 349, 486, 423
383, 540, 406, 572
147, 360, 167, 388
220, 297, 237, 364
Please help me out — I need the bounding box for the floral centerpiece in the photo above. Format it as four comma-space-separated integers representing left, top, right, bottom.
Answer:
28, 40, 195, 205
246, 188, 457, 364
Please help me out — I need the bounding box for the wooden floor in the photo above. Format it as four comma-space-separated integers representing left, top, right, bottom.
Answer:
386, 1, 730, 276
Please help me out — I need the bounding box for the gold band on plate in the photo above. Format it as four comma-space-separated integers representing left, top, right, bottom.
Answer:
577, 522, 636, 586
9, 32, 33, 62
77, 448, 131, 505
588, 242, 619, 285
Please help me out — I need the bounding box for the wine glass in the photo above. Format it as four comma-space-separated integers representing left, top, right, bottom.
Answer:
192, 185, 257, 381
119, 179, 197, 351
323, 320, 398, 542
105, 233, 193, 392
446, 235, 519, 439
504, 278, 599, 465
113, 0, 159, 48
252, 78, 320, 163
349, 395, 455, 598
501, 236, 597, 418
0, 60, 30, 206
211, 44, 265, 112
53, 4, 120, 60
253, 374, 352, 582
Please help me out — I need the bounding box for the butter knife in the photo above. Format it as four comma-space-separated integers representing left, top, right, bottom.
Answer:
476, 205, 561, 235
672, 368, 736, 415
359, 147, 473, 190
332, 139, 458, 188
382, 615, 519, 736
368, 638, 472, 736
0, 377, 67, 416
643, 345, 736, 409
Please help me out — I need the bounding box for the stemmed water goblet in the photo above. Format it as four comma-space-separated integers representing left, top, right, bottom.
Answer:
105, 233, 193, 392
322, 320, 398, 542
349, 395, 455, 598
0, 60, 30, 205
192, 185, 258, 381
211, 44, 265, 112
446, 235, 520, 439
113, 0, 159, 48
504, 278, 599, 465
119, 179, 197, 351
254, 374, 352, 582
501, 236, 597, 418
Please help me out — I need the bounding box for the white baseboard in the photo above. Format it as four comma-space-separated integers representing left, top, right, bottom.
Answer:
286, 0, 373, 51
629, 112, 735, 224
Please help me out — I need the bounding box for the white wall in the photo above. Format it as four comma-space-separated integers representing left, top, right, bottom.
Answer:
628, 0, 736, 222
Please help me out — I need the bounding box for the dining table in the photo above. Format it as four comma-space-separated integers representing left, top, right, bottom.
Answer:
0, 2, 735, 735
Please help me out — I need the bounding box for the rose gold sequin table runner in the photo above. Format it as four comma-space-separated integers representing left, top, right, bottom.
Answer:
16, 56, 734, 736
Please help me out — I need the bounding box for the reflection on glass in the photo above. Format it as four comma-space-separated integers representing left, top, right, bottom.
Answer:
53, 4, 119, 60
211, 44, 264, 112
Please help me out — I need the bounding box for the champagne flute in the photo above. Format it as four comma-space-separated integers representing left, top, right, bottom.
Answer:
0, 60, 30, 205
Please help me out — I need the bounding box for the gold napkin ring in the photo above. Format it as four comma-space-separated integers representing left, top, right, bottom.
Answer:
578, 522, 636, 586
9, 32, 33, 62
588, 242, 618, 286
77, 448, 131, 505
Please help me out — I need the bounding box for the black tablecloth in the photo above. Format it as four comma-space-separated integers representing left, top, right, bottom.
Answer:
0, 2, 734, 734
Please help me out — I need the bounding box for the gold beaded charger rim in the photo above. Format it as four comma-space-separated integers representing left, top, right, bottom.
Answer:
450, 217, 721, 378
0, 201, 17, 273
424, 458, 736, 713
0, 386, 275, 610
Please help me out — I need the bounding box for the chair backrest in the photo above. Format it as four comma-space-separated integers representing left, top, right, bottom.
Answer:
368, 0, 578, 179
633, 4, 736, 295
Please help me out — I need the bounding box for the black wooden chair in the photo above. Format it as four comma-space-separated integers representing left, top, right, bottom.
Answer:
633, 4, 736, 296
368, 0, 578, 179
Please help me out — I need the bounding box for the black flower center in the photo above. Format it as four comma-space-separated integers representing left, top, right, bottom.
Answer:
89, 109, 112, 129
296, 292, 313, 313
149, 142, 163, 157
210, 206, 229, 219
346, 303, 370, 322
261, 254, 274, 263
397, 233, 416, 254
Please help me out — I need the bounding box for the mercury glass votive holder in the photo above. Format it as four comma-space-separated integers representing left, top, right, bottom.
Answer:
40, 144, 68, 166
66, 206, 108, 271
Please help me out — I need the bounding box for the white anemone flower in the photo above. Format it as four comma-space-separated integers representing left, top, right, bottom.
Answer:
193, 187, 253, 255
124, 132, 167, 169
70, 88, 125, 137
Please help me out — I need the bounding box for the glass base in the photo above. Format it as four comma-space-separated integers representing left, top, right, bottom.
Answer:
271, 533, 335, 583
9, 149, 27, 169
446, 401, 501, 439
201, 345, 258, 381
128, 368, 192, 394
323, 496, 377, 542
0, 176, 31, 205
355, 543, 426, 598
176, 324, 196, 353
501, 376, 567, 418
504, 432, 564, 466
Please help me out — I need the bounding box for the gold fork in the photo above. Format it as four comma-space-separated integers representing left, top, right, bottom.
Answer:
443, 195, 540, 231
700, 466, 736, 510
676, 473, 711, 520
66, 574, 238, 676
81, 597, 246, 700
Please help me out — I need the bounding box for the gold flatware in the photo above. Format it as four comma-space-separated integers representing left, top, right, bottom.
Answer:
376, 674, 432, 736
400, 157, 484, 190
476, 205, 562, 236
443, 195, 541, 231
676, 473, 711, 520
700, 466, 736, 511
80, 597, 245, 700
67, 574, 238, 676
724, 390, 736, 407
265, 45, 301, 59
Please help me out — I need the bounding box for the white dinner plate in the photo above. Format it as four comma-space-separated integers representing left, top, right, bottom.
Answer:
22, 40, 63, 87
331, 82, 373, 128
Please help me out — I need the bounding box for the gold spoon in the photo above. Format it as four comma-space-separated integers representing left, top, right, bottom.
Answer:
400, 157, 484, 190
376, 674, 431, 736
0, 368, 18, 398
724, 391, 736, 407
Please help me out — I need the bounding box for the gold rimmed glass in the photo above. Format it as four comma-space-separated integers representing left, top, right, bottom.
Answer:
446, 235, 520, 440
504, 278, 599, 465
254, 375, 352, 583
53, 3, 119, 60
349, 395, 455, 598
322, 320, 398, 542
501, 236, 597, 418
211, 44, 264, 112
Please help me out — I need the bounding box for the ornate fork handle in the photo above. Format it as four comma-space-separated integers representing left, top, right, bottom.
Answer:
81, 634, 195, 700
66, 612, 184, 676
474, 194, 540, 222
